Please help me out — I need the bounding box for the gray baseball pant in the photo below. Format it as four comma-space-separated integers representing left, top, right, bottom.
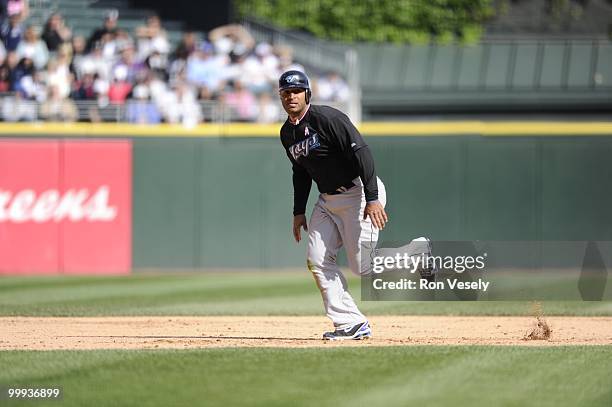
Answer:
306, 177, 386, 329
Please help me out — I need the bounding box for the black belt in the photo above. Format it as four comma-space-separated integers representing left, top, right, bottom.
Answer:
327, 180, 356, 195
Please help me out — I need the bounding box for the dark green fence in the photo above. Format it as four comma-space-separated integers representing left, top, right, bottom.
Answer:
132, 134, 612, 269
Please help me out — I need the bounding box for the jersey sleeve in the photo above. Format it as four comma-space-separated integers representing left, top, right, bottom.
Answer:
288, 154, 312, 216
353, 147, 378, 202
326, 112, 379, 202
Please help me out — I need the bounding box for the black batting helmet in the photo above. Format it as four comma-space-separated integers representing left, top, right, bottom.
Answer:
279, 70, 311, 103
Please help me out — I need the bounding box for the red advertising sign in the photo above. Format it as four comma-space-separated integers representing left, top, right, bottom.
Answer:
0, 139, 132, 274
0, 141, 61, 274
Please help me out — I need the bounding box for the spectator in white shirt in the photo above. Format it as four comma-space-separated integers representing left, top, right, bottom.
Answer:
15, 25, 48, 69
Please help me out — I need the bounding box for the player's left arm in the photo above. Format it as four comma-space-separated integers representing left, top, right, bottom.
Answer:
329, 113, 388, 229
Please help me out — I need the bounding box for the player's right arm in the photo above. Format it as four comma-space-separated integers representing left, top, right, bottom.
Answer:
291, 162, 312, 242
323, 109, 388, 229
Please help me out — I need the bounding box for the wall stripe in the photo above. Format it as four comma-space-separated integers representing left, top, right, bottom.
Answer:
0, 121, 611, 137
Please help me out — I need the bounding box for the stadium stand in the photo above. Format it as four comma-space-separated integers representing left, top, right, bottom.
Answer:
3, 0, 610, 122
0, 0, 350, 124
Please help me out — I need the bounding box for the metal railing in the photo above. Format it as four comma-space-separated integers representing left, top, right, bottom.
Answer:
0, 95, 349, 124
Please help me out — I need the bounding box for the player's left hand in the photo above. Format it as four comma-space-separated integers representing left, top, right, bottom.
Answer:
364, 201, 388, 230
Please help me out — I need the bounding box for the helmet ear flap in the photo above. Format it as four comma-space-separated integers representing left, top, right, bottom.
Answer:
306, 89, 311, 104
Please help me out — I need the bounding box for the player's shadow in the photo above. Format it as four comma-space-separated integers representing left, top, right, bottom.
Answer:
578, 241, 608, 300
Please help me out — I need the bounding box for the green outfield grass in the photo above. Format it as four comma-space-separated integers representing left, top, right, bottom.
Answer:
0, 272, 610, 316
1, 273, 610, 407
0, 347, 611, 407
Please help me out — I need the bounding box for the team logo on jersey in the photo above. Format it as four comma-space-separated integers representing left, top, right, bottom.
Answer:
289, 133, 320, 161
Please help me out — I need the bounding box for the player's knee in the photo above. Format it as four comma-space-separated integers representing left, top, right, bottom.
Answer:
306, 256, 325, 272
307, 252, 336, 272
306, 258, 319, 272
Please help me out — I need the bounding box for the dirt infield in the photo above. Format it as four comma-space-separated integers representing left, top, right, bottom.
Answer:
1, 316, 611, 350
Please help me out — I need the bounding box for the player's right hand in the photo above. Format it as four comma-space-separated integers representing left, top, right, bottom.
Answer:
364, 200, 388, 230
293, 215, 308, 243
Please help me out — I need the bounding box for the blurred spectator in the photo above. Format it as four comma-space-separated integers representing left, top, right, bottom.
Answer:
113, 45, 146, 84
15, 66, 45, 101
168, 31, 195, 84
209, 24, 254, 57
186, 41, 227, 96
223, 49, 246, 84
113, 29, 133, 53
92, 74, 108, 103
76, 41, 111, 83
0, 17, 349, 124
16, 25, 48, 69
70, 70, 105, 122
173, 30, 196, 60
9, 54, 32, 90
257, 43, 279, 71
316, 71, 350, 103
0, 63, 10, 91
86, 9, 118, 52
99, 28, 131, 61
6, 0, 27, 20
222, 80, 257, 122
40, 85, 77, 121
4, 49, 16, 82
126, 84, 161, 124
42, 12, 71, 52
99, 31, 116, 60
46, 56, 71, 99
144, 48, 167, 80
5, 66, 44, 121
146, 70, 170, 108
69, 35, 86, 76
276, 46, 304, 73
135, 14, 169, 62
241, 42, 278, 94
256, 92, 280, 124
107, 65, 132, 104
71, 72, 97, 100
57, 41, 72, 61
197, 85, 213, 101
163, 81, 201, 126
1, 12, 23, 51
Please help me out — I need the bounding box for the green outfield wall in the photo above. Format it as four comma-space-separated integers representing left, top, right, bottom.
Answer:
131, 133, 612, 269
2, 123, 612, 270
132, 137, 301, 269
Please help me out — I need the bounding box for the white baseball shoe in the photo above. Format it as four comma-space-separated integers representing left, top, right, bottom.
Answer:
322, 321, 372, 340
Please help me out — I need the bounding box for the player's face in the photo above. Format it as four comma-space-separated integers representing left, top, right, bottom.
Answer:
279, 88, 307, 117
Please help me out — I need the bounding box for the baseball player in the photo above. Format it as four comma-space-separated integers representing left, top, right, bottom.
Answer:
278, 70, 390, 340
